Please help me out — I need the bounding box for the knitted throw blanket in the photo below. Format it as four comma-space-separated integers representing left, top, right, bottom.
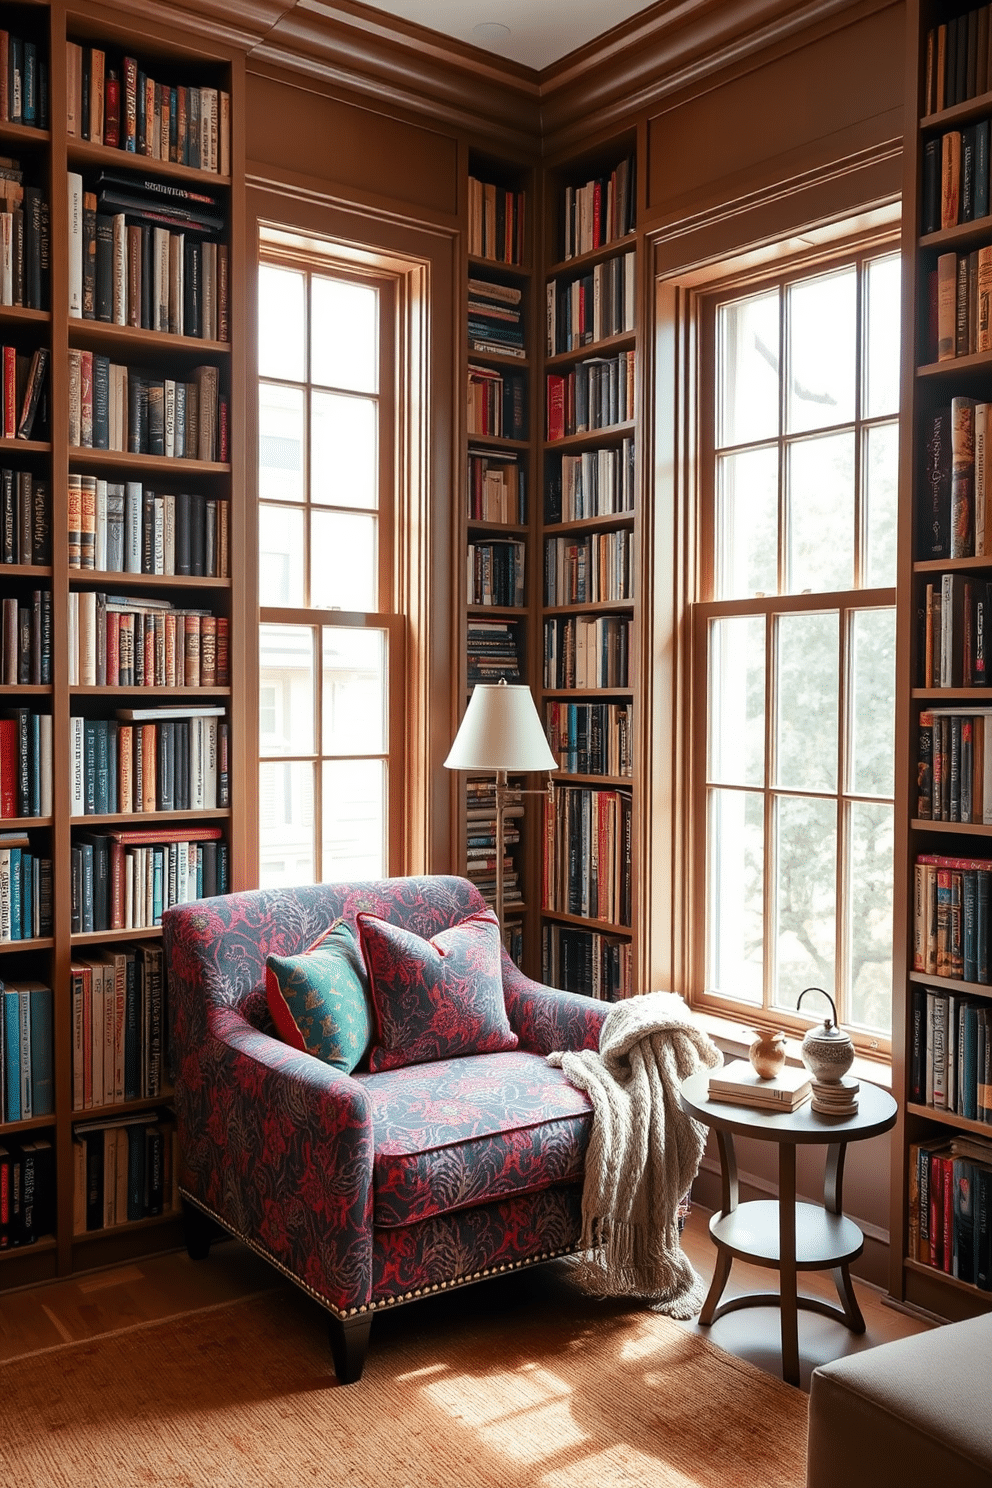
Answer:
549, 991, 721, 1318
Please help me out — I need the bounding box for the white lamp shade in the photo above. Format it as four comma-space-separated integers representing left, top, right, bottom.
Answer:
444, 683, 558, 773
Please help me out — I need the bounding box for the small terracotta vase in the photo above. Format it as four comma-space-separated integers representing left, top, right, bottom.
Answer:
749, 1028, 788, 1079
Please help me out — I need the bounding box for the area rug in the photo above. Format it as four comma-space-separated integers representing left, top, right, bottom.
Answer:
1, 1267, 808, 1487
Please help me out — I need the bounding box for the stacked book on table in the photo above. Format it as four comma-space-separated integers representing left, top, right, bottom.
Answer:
708, 1061, 812, 1112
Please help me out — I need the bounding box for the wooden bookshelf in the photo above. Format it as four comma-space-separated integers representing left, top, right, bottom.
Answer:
892, 0, 992, 1319
0, 0, 244, 1292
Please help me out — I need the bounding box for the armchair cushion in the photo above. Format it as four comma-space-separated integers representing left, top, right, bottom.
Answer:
265, 919, 372, 1074
357, 907, 518, 1072
357, 1050, 592, 1227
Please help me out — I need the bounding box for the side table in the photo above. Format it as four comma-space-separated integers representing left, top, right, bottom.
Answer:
679, 1068, 897, 1387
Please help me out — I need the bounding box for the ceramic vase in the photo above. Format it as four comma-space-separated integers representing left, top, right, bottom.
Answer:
749, 1028, 787, 1079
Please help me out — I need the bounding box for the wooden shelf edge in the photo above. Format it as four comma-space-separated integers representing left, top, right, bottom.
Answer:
908, 970, 992, 997
68, 447, 230, 475
68, 319, 231, 356
904, 1255, 992, 1302
911, 819, 992, 833
70, 927, 163, 945
542, 511, 636, 532
66, 135, 231, 189
71, 809, 229, 825
0, 938, 55, 955
545, 330, 636, 369
71, 1210, 182, 1244
547, 233, 637, 278
906, 1100, 992, 1136
540, 909, 633, 935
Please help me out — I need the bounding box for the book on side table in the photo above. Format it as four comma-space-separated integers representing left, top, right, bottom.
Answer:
707, 1061, 812, 1112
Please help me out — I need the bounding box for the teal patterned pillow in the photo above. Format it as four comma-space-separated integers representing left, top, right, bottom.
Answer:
265, 919, 372, 1074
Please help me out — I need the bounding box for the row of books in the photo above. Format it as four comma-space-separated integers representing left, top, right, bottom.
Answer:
543, 615, 630, 690
544, 701, 633, 778
544, 529, 633, 605
467, 364, 527, 441
465, 780, 522, 909
922, 122, 991, 235
919, 401, 992, 562
67, 354, 226, 462
910, 985, 992, 1121
67, 479, 229, 578
546, 252, 635, 356
0, 181, 49, 310
468, 277, 523, 359
1, 590, 51, 686
467, 176, 525, 266
0, 835, 52, 942
467, 450, 525, 524
542, 922, 632, 1001
0, 32, 47, 130
545, 440, 636, 524
913, 852, 991, 984
917, 710, 992, 823
543, 786, 632, 926
66, 44, 230, 175
467, 541, 525, 608
0, 1138, 53, 1248
68, 595, 229, 689
1, 982, 53, 1123
69, 189, 228, 339
546, 351, 635, 441
69, 827, 229, 934
72, 1113, 179, 1234
69, 712, 229, 817
1, 469, 48, 566
908, 1134, 991, 1290
932, 250, 992, 364
562, 157, 635, 261
924, 8, 992, 114
71, 943, 169, 1109
0, 345, 47, 441
0, 711, 52, 820
467, 620, 520, 686
917, 574, 990, 685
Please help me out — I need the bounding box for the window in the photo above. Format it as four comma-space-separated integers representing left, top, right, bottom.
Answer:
257, 248, 403, 887
692, 246, 899, 1048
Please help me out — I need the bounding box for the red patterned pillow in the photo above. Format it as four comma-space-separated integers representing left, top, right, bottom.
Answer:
356, 908, 518, 1072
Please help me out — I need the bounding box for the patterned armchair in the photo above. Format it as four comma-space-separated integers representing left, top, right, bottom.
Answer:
162, 875, 606, 1382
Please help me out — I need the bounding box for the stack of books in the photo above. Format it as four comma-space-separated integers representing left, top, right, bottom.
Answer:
707, 1061, 812, 1112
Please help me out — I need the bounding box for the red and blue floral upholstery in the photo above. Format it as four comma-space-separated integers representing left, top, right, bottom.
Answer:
162, 876, 607, 1381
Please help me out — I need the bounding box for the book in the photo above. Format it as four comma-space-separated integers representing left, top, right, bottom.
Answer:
707, 1060, 813, 1111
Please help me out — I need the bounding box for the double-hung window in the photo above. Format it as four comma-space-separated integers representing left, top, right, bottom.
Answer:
692, 245, 900, 1050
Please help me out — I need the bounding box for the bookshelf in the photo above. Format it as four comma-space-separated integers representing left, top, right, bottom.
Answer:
539, 140, 637, 1003
894, 0, 992, 1318
0, 1, 243, 1290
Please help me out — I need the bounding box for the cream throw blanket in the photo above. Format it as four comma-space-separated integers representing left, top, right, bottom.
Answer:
548, 991, 721, 1318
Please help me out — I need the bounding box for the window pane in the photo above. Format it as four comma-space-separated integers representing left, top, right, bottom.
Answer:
706, 787, 764, 1004
323, 627, 386, 755
259, 383, 304, 503
787, 268, 856, 434
848, 608, 896, 797
323, 759, 385, 879
708, 616, 765, 787
258, 265, 305, 382
847, 799, 893, 1034
259, 624, 314, 756
787, 432, 855, 593
864, 421, 899, 588
259, 504, 304, 607
775, 611, 838, 792
311, 510, 377, 611
773, 793, 836, 1012
716, 445, 778, 599
311, 277, 378, 395
311, 390, 377, 510
717, 290, 779, 448
259, 761, 314, 888
865, 255, 901, 420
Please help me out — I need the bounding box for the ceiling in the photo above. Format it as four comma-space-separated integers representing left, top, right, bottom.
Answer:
356, 0, 657, 71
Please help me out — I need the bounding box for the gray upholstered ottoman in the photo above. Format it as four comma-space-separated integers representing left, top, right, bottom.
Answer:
807, 1313, 992, 1488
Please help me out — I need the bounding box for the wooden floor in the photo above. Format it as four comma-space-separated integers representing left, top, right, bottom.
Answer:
0, 1202, 929, 1390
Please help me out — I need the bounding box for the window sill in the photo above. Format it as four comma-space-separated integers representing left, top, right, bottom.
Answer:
690, 1009, 892, 1091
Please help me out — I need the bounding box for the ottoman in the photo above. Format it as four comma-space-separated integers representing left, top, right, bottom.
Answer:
807, 1313, 992, 1488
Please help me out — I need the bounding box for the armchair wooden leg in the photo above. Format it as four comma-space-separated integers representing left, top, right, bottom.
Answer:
182, 1199, 218, 1261
329, 1314, 373, 1384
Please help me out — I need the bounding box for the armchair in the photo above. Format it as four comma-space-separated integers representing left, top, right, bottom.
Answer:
163, 875, 607, 1382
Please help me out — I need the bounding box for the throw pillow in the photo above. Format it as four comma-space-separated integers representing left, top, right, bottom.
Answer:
356, 908, 517, 1072
265, 919, 373, 1074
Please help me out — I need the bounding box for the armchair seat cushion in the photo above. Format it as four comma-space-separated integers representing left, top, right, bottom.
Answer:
357, 1051, 592, 1228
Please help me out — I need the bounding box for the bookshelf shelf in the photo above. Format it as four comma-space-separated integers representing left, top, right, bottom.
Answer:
71, 570, 230, 590
547, 235, 636, 277
904, 1255, 992, 1302
907, 1101, 992, 1135
544, 687, 634, 699
73, 808, 230, 826
68, 448, 230, 477
0, 816, 53, 828
541, 908, 633, 935
911, 818, 992, 834
545, 421, 635, 452
908, 969, 992, 998
917, 349, 992, 378
466, 519, 528, 536
911, 687, 992, 700
67, 321, 230, 359
69, 685, 230, 697
920, 84, 992, 130
0, 684, 52, 695
543, 600, 634, 617
71, 1211, 180, 1244
544, 511, 635, 535
467, 348, 528, 370
0, 438, 51, 456
466, 604, 526, 619
0, 122, 51, 148
467, 253, 530, 279
549, 772, 632, 787
545, 329, 636, 370
70, 926, 165, 946
0, 938, 55, 955
0, 1113, 56, 1138
0, 305, 51, 328
914, 554, 992, 571
66, 137, 231, 189
0, 563, 54, 578
0, 1234, 56, 1261
75, 1094, 174, 1122
466, 432, 529, 453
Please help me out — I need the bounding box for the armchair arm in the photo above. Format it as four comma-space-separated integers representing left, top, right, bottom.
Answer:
501, 952, 609, 1056
176, 1004, 375, 1315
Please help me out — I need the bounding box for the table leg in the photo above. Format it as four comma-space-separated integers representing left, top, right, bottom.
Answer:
823, 1141, 847, 1215
698, 1128, 738, 1326
778, 1142, 799, 1387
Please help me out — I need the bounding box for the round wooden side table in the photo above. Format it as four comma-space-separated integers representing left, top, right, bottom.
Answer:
679, 1067, 897, 1387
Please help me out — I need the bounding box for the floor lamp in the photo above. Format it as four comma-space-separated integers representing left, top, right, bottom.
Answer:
444, 679, 558, 932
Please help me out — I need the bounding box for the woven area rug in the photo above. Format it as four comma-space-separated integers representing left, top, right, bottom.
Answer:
2, 1266, 808, 1487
